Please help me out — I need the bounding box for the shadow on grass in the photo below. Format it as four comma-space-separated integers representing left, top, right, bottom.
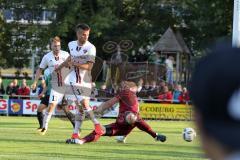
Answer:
91, 139, 201, 150
0, 137, 64, 144
91, 147, 205, 159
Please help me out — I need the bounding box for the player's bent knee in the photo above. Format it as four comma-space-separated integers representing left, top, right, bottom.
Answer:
85, 106, 92, 112
48, 105, 56, 113
37, 104, 47, 112
75, 113, 84, 121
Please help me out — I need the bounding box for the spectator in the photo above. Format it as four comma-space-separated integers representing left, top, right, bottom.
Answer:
154, 53, 163, 64
142, 81, 150, 91
172, 84, 182, 103
6, 81, 18, 99
138, 81, 151, 98
13, 79, 19, 89
165, 56, 174, 85
12, 79, 19, 97
137, 78, 144, 92
148, 52, 164, 65
158, 80, 166, 94
150, 53, 163, 81
157, 85, 173, 103
0, 77, 5, 97
6, 82, 13, 95
190, 43, 240, 160
148, 80, 159, 98
178, 87, 190, 104
98, 84, 107, 98
17, 79, 30, 99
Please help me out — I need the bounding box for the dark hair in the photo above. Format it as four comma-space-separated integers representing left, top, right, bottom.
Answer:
75, 23, 90, 32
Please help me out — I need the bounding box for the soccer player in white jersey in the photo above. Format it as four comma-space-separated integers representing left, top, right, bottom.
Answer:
31, 36, 69, 135
57, 23, 103, 139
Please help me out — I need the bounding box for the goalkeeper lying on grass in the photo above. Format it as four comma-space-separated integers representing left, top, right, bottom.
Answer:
66, 81, 167, 144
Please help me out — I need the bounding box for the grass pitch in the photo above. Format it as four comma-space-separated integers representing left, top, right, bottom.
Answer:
0, 116, 207, 160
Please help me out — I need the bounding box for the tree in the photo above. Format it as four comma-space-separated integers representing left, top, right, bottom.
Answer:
177, 0, 233, 54
0, 0, 52, 68
0, 0, 234, 68
0, 11, 10, 67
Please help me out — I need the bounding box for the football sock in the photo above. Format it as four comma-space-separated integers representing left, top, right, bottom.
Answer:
73, 112, 83, 134
42, 111, 52, 129
37, 111, 44, 128
82, 131, 101, 143
73, 120, 82, 134
66, 112, 75, 128
87, 110, 99, 124
135, 119, 157, 138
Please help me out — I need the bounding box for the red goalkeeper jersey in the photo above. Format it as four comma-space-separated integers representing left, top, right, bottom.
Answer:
116, 89, 139, 114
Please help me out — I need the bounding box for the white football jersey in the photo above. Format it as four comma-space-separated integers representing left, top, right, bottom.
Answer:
65, 40, 96, 86
39, 50, 69, 87
39, 50, 69, 72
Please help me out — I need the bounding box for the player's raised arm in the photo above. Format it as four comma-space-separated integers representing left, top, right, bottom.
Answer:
94, 97, 119, 114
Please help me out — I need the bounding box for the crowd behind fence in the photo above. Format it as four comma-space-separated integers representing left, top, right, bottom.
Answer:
0, 95, 193, 121
0, 73, 192, 120
0, 76, 190, 104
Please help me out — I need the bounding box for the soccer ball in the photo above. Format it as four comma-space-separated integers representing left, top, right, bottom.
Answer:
125, 112, 137, 125
183, 128, 196, 142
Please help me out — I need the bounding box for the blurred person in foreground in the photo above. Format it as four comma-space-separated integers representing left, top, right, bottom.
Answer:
190, 42, 240, 160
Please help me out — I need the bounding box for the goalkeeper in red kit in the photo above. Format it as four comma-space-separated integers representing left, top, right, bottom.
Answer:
66, 81, 166, 144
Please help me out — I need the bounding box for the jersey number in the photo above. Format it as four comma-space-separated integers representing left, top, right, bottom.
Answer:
52, 96, 56, 101
76, 89, 82, 95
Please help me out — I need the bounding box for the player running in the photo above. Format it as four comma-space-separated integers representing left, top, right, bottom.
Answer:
36, 68, 75, 131
56, 23, 103, 140
32, 36, 69, 135
66, 81, 167, 144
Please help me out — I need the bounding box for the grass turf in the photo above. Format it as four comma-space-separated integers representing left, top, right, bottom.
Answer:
0, 116, 207, 160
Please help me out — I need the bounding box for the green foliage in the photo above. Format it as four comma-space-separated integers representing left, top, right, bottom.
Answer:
0, 12, 9, 67
0, 0, 234, 67
177, 0, 233, 54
